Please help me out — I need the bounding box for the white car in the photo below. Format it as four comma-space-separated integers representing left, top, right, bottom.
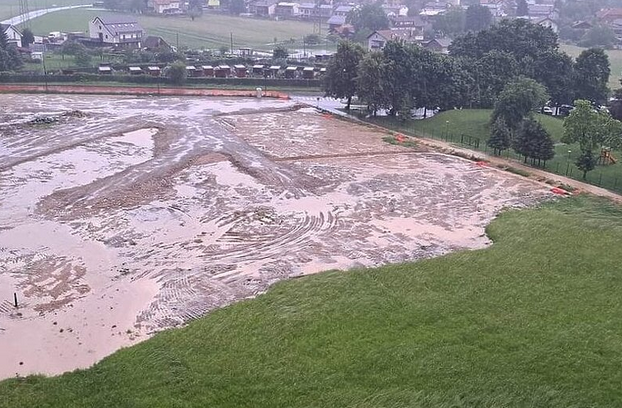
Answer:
542, 106, 554, 115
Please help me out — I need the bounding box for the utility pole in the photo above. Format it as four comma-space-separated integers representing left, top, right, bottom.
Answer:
176, 32, 179, 50
230, 32, 234, 54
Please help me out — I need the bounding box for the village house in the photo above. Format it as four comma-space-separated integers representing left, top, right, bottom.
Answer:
533, 16, 558, 33
527, 3, 556, 18
367, 29, 420, 51
299, 3, 333, 20
89, 16, 145, 49
596, 8, 622, 24
479, 0, 505, 18
249, 0, 278, 16
147, 0, 181, 14
1, 24, 23, 48
390, 15, 427, 31
275, 2, 300, 18
423, 37, 452, 54
382, 4, 408, 17
327, 5, 353, 31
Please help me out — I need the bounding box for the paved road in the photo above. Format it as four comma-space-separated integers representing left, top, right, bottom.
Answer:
1, 4, 92, 25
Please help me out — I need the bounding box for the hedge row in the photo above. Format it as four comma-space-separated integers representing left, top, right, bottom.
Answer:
0, 73, 321, 88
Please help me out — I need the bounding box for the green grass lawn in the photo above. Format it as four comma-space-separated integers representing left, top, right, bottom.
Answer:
560, 44, 622, 90
24, 8, 325, 52
2, 195, 622, 407
0, 0, 89, 22
371, 109, 622, 192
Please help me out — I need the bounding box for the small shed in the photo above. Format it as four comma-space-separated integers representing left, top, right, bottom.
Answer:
129, 66, 143, 75
148, 66, 161, 76
252, 64, 264, 75
202, 65, 214, 77
319, 67, 327, 76
186, 65, 197, 77
215, 65, 231, 78
302, 66, 315, 79
284, 66, 297, 79
268, 65, 281, 77
234, 64, 247, 78
98, 66, 112, 75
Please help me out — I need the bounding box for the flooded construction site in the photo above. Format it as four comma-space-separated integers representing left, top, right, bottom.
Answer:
0, 94, 551, 378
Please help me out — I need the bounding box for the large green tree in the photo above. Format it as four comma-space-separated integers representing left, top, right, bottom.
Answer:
323, 41, 366, 110
449, 19, 558, 60
488, 117, 512, 155
21, 28, 35, 48
533, 50, 575, 111
347, 3, 389, 33
513, 118, 555, 165
562, 99, 622, 152
378, 40, 413, 115
433, 7, 466, 38
356, 51, 387, 116
473, 50, 520, 107
578, 25, 617, 49
491, 77, 549, 133
465, 5, 492, 32
574, 48, 610, 105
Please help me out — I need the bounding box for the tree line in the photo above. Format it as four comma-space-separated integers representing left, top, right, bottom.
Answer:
323, 19, 611, 116
323, 18, 622, 177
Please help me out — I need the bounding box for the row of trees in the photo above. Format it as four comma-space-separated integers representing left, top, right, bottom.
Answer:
323, 19, 611, 116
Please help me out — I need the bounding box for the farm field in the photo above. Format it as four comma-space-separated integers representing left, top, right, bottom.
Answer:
2, 191, 622, 407
24, 8, 323, 51
0, 0, 89, 22
372, 109, 622, 193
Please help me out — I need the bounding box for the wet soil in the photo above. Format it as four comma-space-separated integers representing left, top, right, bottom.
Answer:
0, 95, 552, 378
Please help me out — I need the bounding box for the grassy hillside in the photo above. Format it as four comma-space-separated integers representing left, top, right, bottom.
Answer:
560, 44, 622, 90
2, 195, 622, 407
24, 8, 321, 51
0, 0, 89, 21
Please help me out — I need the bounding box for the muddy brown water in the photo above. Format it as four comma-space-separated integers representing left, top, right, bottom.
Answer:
0, 95, 552, 378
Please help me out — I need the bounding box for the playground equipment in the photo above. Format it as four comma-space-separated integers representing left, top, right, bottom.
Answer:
598, 148, 617, 165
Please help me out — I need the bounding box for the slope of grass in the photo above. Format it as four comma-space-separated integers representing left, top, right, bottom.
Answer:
0, 0, 88, 22
373, 109, 565, 143
2, 195, 622, 407
560, 44, 622, 91
24, 8, 321, 51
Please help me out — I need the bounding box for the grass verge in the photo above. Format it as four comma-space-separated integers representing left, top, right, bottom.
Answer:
2, 195, 622, 407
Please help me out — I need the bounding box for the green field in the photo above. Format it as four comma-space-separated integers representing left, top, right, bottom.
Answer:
23, 8, 324, 51
560, 44, 622, 90
0, 0, 89, 22
372, 109, 622, 192
2, 195, 622, 407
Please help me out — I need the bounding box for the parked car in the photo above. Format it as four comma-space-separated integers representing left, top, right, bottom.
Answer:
542, 106, 554, 115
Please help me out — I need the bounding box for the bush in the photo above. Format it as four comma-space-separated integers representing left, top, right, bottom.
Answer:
167, 61, 187, 85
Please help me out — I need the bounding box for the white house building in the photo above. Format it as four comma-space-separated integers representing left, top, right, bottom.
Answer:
89, 16, 145, 49
148, 0, 181, 14
1, 24, 23, 48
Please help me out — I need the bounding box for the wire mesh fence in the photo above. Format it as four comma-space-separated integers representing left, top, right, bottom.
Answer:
367, 116, 622, 195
